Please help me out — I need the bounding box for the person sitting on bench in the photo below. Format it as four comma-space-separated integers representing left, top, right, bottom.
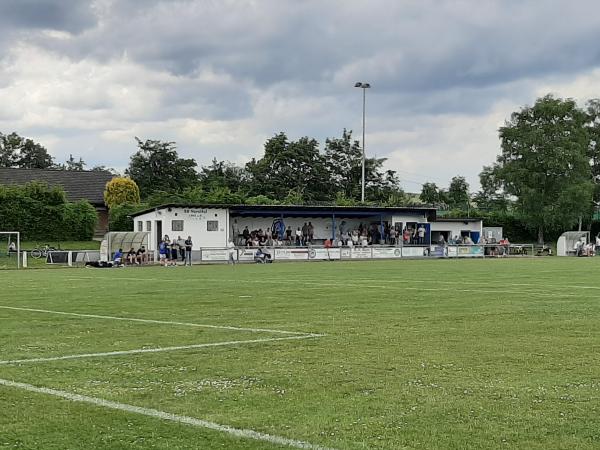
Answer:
254, 247, 272, 263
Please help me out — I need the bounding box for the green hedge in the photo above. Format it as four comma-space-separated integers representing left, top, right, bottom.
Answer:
0, 182, 97, 241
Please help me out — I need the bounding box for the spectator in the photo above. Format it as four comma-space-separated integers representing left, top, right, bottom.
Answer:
403, 228, 410, 245
126, 247, 137, 265
286, 226, 293, 245
171, 239, 179, 263
242, 226, 250, 245
136, 246, 147, 264
177, 236, 186, 262
324, 238, 332, 248
254, 247, 271, 263
417, 224, 425, 245
8, 241, 16, 256
184, 236, 193, 266
389, 227, 397, 246
227, 240, 236, 264
438, 235, 446, 246
574, 238, 584, 256
307, 222, 314, 243
159, 240, 168, 266
113, 248, 124, 266
295, 227, 302, 246
301, 222, 308, 245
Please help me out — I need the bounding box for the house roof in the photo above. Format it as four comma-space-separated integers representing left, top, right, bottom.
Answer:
131, 203, 437, 220
0, 168, 113, 205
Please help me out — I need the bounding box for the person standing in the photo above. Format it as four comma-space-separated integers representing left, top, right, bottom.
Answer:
301, 222, 308, 246
417, 224, 425, 245
184, 236, 193, 266
227, 240, 236, 264
307, 222, 314, 244
171, 239, 179, 264
177, 236, 186, 262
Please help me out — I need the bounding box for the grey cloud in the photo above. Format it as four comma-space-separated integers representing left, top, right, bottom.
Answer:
0, 0, 97, 33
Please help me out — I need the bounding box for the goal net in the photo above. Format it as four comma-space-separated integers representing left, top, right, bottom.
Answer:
0, 232, 20, 270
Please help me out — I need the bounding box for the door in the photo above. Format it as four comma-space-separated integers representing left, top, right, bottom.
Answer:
156, 220, 162, 249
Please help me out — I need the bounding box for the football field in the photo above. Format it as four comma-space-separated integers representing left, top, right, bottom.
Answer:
1, 258, 600, 449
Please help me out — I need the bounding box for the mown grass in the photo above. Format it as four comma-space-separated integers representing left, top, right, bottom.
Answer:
1, 258, 600, 449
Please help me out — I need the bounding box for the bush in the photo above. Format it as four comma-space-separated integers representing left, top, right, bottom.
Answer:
0, 182, 97, 241
104, 177, 140, 208
109, 203, 148, 231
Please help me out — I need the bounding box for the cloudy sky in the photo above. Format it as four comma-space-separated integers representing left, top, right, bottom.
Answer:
1, 0, 600, 191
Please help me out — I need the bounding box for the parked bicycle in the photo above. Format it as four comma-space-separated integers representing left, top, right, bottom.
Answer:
31, 244, 57, 259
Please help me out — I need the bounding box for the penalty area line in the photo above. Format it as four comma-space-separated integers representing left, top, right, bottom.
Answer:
0, 305, 308, 335
0, 378, 336, 450
0, 334, 324, 366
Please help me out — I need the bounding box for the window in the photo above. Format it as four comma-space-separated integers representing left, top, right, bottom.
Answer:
207, 220, 218, 231
172, 220, 184, 231
146, 221, 151, 231
137, 221, 143, 232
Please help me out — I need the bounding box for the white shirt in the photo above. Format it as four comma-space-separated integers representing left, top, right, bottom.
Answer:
227, 241, 235, 255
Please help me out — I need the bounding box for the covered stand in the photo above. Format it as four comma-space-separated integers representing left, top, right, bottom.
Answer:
556, 231, 590, 256
103, 231, 150, 260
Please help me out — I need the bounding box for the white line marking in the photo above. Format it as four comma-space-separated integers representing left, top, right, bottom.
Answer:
0, 305, 307, 335
0, 378, 336, 450
0, 335, 323, 366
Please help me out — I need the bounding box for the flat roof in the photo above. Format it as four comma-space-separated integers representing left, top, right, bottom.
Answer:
131, 203, 437, 219
434, 218, 483, 222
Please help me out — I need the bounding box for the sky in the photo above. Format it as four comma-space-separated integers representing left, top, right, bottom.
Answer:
1, 0, 600, 192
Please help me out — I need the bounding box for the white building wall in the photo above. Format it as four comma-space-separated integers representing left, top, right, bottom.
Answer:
391, 214, 429, 226
430, 220, 483, 237
133, 207, 228, 251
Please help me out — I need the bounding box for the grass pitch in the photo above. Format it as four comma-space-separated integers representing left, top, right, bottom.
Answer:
1, 258, 600, 449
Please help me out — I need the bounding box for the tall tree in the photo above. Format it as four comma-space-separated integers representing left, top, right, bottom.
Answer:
473, 165, 509, 211
447, 176, 470, 209
246, 133, 331, 202
323, 129, 404, 203
496, 95, 593, 243
198, 158, 250, 194
323, 129, 362, 200
585, 99, 600, 208
0, 132, 54, 169
420, 182, 441, 204
125, 138, 198, 199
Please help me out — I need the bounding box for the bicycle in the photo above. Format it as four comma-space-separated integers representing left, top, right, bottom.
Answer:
31, 244, 57, 259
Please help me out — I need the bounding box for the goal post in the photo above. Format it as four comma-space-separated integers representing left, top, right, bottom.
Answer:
0, 232, 20, 270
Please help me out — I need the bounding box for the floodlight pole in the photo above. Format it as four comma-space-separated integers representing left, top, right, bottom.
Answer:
355, 82, 371, 203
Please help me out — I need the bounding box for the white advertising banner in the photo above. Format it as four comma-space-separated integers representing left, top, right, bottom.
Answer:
274, 248, 309, 260
402, 247, 427, 257
351, 248, 372, 259
372, 247, 402, 259
238, 249, 256, 261
201, 249, 229, 261
308, 248, 341, 260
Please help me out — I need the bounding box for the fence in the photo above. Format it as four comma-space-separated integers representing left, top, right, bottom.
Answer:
200, 244, 539, 263
11, 244, 542, 268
